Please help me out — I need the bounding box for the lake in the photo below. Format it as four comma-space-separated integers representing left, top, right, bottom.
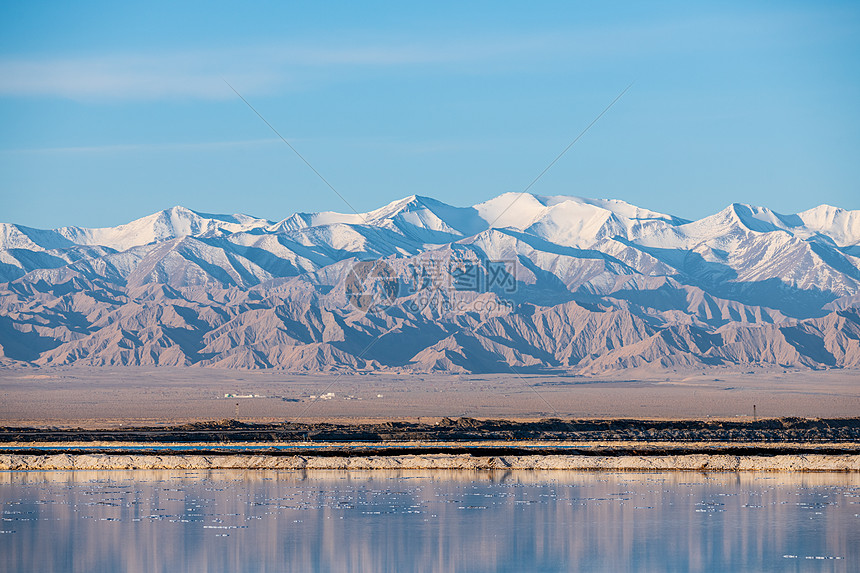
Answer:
2, 469, 857, 572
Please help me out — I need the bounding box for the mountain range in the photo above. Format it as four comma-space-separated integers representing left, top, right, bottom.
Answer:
2, 193, 859, 373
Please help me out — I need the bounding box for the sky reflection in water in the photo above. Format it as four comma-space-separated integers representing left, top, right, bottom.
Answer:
1, 469, 858, 572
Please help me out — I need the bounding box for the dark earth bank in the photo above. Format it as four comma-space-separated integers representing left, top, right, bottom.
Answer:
3, 417, 859, 444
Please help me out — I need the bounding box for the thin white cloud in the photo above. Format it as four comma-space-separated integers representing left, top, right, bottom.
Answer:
0, 46, 440, 101
0, 136, 494, 156
0, 138, 281, 154
0, 54, 278, 100
0, 10, 818, 102
0, 35, 570, 101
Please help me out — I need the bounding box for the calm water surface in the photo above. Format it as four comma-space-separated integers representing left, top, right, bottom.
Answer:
2, 469, 858, 572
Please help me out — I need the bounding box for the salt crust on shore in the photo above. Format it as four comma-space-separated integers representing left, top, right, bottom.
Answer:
2, 454, 859, 472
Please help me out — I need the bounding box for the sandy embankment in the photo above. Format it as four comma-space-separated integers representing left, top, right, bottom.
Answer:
2, 453, 858, 472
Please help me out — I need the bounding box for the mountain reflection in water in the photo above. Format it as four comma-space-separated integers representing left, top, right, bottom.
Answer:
2, 469, 857, 572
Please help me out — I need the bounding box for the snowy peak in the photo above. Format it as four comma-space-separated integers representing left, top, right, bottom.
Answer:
6, 194, 859, 254
269, 195, 487, 243
2, 192, 860, 373
474, 192, 549, 229
679, 203, 780, 240
473, 193, 684, 247
270, 192, 685, 249
474, 193, 681, 227
727, 203, 792, 234
0, 223, 76, 251
797, 205, 860, 246
674, 203, 860, 248
367, 195, 488, 240
56, 206, 271, 250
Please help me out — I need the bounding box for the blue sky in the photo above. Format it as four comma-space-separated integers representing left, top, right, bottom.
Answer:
1, 1, 858, 228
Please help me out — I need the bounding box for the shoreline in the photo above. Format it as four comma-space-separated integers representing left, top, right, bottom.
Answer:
5, 417, 859, 472
3, 453, 859, 472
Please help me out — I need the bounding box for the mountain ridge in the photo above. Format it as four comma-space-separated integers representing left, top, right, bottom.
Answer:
2, 193, 859, 373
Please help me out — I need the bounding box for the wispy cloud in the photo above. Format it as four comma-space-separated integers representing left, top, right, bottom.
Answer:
0, 9, 819, 102
0, 53, 277, 100
0, 37, 550, 101
0, 138, 281, 154
0, 135, 499, 156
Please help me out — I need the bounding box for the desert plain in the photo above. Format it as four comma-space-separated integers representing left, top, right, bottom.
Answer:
1, 366, 857, 427
3, 366, 857, 472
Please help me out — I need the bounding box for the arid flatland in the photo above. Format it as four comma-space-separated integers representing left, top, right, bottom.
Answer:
1, 366, 857, 428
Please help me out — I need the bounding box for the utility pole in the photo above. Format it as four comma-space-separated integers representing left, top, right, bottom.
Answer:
753, 404, 756, 422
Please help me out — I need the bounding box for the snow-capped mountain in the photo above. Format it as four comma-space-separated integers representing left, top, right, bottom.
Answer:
1, 193, 859, 373
56, 206, 272, 251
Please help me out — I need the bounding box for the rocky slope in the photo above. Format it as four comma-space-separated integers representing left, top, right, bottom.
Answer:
2, 193, 859, 373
